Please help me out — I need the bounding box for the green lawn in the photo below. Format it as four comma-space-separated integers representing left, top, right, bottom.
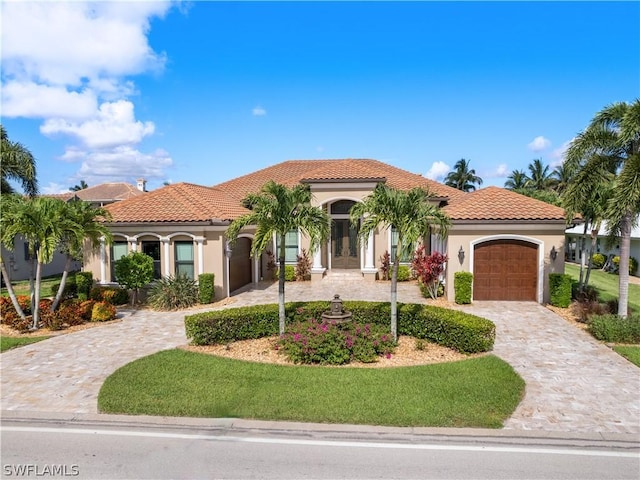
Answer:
1, 336, 50, 352
99, 350, 524, 428
1, 274, 64, 297
564, 263, 640, 312
613, 346, 640, 367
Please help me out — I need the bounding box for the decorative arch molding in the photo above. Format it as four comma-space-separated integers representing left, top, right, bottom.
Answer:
167, 232, 197, 240
321, 196, 362, 208
469, 234, 544, 303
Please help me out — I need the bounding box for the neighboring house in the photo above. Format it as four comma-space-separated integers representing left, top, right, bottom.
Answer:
84, 159, 567, 303
565, 217, 640, 276
1, 180, 147, 282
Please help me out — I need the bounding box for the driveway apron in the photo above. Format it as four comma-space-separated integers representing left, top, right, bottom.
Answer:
2, 283, 639, 434
459, 302, 640, 434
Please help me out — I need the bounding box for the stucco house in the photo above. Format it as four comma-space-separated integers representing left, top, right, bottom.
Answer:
565, 217, 640, 276
1, 181, 147, 282
84, 159, 568, 303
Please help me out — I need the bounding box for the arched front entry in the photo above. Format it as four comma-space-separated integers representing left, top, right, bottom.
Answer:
473, 239, 538, 301
229, 237, 252, 293
330, 200, 360, 269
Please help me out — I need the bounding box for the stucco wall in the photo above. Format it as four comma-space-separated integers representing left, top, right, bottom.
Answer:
446, 224, 566, 303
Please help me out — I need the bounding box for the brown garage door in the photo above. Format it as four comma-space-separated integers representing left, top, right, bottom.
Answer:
229, 238, 252, 293
473, 239, 538, 301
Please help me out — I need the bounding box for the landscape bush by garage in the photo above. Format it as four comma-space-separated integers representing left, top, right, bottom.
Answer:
454, 272, 473, 304
275, 265, 296, 282
549, 273, 572, 307
185, 300, 495, 353
198, 273, 215, 304
588, 313, 640, 343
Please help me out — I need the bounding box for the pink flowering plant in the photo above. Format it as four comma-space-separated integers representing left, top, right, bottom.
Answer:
277, 318, 396, 365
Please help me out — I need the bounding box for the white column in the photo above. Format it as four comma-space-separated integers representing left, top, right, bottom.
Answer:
99, 238, 107, 284
365, 230, 375, 269
195, 237, 205, 276
161, 237, 170, 277
130, 239, 138, 252
311, 245, 325, 274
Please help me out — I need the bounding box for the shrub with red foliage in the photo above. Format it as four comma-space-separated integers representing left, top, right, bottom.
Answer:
412, 246, 447, 300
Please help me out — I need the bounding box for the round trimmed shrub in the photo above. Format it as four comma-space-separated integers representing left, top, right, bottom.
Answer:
91, 302, 117, 322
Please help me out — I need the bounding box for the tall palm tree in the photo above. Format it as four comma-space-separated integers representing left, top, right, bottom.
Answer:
2, 196, 66, 329
525, 158, 554, 191
226, 181, 330, 335
504, 169, 528, 190
69, 180, 89, 192
51, 200, 112, 311
551, 163, 575, 194
0, 194, 28, 321
564, 100, 640, 317
1, 125, 38, 197
350, 184, 450, 341
444, 158, 483, 192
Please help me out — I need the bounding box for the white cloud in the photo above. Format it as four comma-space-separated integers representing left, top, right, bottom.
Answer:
1, 81, 98, 119
252, 106, 267, 116
72, 146, 173, 185
1, 2, 169, 88
41, 182, 71, 195
1, 1, 177, 183
527, 136, 551, 152
495, 163, 509, 177
550, 139, 573, 167
40, 100, 155, 149
424, 161, 451, 181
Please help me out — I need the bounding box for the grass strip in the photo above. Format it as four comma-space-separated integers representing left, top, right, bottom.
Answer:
613, 346, 640, 367
1, 336, 50, 352
99, 350, 524, 428
564, 263, 640, 312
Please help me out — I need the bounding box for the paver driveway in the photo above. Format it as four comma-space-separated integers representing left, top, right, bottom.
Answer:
1, 280, 639, 434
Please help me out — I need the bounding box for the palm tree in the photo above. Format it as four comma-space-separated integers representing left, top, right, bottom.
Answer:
564, 100, 640, 317
444, 158, 483, 192
69, 180, 89, 192
51, 200, 112, 311
350, 184, 450, 341
1, 125, 38, 197
226, 181, 330, 335
551, 163, 575, 194
2, 196, 66, 329
504, 169, 528, 190
525, 158, 554, 191
0, 194, 29, 321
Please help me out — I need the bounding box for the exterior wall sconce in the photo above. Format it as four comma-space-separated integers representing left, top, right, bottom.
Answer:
458, 246, 465, 264
550, 246, 557, 261
225, 241, 233, 259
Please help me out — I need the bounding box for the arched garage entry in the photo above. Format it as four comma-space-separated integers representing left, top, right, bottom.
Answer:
229, 237, 252, 293
473, 239, 538, 301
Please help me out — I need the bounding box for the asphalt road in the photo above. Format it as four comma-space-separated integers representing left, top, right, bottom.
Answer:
2, 417, 639, 480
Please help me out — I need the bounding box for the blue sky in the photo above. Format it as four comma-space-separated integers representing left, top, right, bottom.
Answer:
2, 1, 638, 193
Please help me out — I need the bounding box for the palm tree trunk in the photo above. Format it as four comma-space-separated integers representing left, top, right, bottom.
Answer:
390, 257, 399, 342
0, 257, 27, 320
617, 212, 632, 318
51, 256, 73, 312
278, 233, 286, 335
31, 260, 43, 330
584, 227, 599, 288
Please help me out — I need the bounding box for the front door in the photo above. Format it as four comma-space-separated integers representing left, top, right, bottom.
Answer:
331, 219, 359, 269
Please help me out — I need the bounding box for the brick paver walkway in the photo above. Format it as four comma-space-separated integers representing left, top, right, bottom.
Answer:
2, 278, 638, 434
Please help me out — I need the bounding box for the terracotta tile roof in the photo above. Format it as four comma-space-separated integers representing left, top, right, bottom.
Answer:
50, 183, 144, 203
443, 186, 566, 221
105, 183, 247, 223
214, 159, 464, 201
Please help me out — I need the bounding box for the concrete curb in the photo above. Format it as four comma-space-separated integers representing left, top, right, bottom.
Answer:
3, 410, 638, 450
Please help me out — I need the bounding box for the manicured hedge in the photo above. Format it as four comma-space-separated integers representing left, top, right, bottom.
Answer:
454, 272, 473, 304
75, 272, 94, 299
549, 273, 572, 308
198, 273, 215, 304
588, 313, 640, 343
185, 300, 495, 354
